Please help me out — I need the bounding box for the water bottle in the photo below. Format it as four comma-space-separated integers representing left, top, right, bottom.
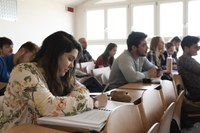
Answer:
166, 55, 172, 73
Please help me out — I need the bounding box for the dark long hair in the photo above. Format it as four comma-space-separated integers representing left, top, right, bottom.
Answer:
32, 31, 82, 96
102, 43, 117, 66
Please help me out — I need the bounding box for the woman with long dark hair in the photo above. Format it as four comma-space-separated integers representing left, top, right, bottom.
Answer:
95, 43, 117, 68
0, 31, 107, 132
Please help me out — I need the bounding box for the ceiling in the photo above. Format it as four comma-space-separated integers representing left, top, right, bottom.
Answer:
59, 0, 88, 7
59, 0, 126, 7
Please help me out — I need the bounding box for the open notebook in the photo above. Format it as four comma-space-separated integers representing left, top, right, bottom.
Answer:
37, 100, 133, 132
37, 109, 110, 132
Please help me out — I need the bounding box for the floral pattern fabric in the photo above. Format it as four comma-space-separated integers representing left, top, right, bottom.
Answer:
0, 63, 94, 132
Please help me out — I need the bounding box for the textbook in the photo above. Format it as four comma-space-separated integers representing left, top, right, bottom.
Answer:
37, 100, 132, 131
37, 109, 110, 131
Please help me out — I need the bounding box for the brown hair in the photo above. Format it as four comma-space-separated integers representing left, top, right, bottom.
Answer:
33, 31, 82, 96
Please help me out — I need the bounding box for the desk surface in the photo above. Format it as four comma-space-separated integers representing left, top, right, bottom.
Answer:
119, 82, 161, 90
4, 124, 70, 133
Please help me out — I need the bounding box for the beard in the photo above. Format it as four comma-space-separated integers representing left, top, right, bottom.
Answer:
137, 49, 147, 57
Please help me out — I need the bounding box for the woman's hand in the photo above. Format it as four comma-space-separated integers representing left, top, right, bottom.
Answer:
94, 93, 108, 108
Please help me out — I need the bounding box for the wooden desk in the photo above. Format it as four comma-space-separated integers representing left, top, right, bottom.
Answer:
4, 124, 70, 133
39, 125, 90, 133
119, 82, 161, 90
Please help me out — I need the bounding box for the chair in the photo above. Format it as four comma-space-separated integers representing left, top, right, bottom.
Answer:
173, 90, 185, 130
172, 74, 200, 117
91, 67, 111, 85
172, 74, 185, 95
101, 104, 146, 133
147, 122, 160, 133
158, 102, 175, 133
160, 80, 177, 109
80, 61, 95, 74
137, 89, 164, 131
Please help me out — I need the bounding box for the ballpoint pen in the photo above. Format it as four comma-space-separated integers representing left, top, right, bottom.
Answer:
102, 83, 110, 93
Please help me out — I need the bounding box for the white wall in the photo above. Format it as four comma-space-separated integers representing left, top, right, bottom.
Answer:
0, 0, 74, 52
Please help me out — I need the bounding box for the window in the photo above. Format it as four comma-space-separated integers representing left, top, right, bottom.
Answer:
159, 2, 183, 37
0, 0, 17, 21
107, 7, 127, 39
86, 10, 104, 40
132, 4, 154, 37
188, 0, 200, 36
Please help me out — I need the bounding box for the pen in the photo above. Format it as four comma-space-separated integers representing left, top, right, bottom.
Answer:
102, 83, 110, 93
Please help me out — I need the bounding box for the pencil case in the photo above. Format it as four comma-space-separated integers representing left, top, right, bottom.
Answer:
110, 90, 132, 102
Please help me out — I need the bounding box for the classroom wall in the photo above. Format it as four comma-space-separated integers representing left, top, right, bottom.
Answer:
0, 0, 74, 52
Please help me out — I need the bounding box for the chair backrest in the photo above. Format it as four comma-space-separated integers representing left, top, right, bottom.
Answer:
173, 74, 200, 118
138, 89, 164, 131
80, 61, 95, 74
172, 74, 185, 95
147, 122, 160, 133
160, 80, 177, 109
102, 104, 146, 133
173, 90, 185, 130
158, 102, 175, 133
91, 67, 111, 85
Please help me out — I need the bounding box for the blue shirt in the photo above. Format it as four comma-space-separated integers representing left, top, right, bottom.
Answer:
0, 54, 14, 82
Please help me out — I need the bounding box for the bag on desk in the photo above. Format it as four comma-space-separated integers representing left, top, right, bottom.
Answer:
110, 91, 132, 102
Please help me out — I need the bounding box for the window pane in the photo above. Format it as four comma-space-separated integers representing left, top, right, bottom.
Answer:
86, 10, 104, 40
107, 8, 127, 39
160, 2, 183, 37
133, 5, 154, 37
87, 45, 105, 60
188, 1, 200, 36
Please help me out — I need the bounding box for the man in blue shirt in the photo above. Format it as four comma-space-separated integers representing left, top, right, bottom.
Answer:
0, 37, 13, 56
0, 41, 39, 95
0, 54, 14, 82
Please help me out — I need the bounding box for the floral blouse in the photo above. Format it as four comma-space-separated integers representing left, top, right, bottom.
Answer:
0, 63, 94, 132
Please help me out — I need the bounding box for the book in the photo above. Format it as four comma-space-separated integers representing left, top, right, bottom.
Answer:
37, 100, 133, 132
37, 109, 110, 131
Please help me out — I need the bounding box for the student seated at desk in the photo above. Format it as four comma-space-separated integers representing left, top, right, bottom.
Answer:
95, 43, 117, 68
178, 35, 200, 111
109, 31, 161, 89
162, 42, 178, 70
0, 31, 107, 132
0, 41, 39, 95
0, 37, 13, 56
78, 37, 95, 63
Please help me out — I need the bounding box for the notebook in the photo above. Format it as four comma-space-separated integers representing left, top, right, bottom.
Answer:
37, 109, 110, 131
37, 100, 132, 131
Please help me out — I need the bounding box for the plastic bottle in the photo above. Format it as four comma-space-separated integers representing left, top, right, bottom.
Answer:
166, 55, 172, 73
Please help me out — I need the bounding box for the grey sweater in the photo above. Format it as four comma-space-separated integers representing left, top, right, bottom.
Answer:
109, 50, 156, 89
